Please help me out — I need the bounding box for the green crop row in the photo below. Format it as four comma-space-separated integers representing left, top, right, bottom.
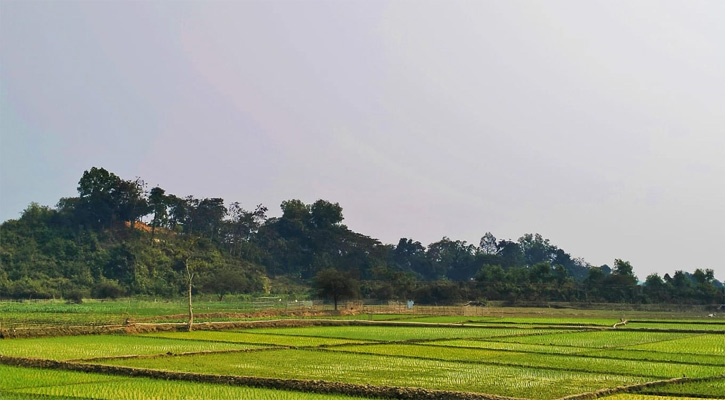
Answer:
0, 392, 82, 399
602, 395, 708, 400
0, 365, 378, 400
639, 377, 725, 397
310, 314, 417, 321
471, 317, 618, 326
248, 325, 567, 341
323, 343, 723, 378
631, 318, 725, 325
95, 347, 649, 399
0, 334, 264, 360
620, 322, 725, 332
493, 330, 696, 348
391, 316, 495, 324
627, 334, 725, 355
142, 330, 367, 347
3, 319, 722, 400
423, 338, 725, 366
400, 315, 612, 326
580, 347, 725, 366
423, 338, 590, 354
0, 364, 122, 390
0, 298, 278, 328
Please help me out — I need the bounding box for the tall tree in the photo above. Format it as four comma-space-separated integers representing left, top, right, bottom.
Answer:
518, 233, 555, 266
148, 186, 168, 239
427, 237, 477, 281
76, 168, 148, 229
604, 259, 639, 302
166, 194, 190, 232
309, 200, 343, 229
643, 273, 669, 303
224, 202, 267, 257
186, 197, 227, 240
113, 177, 148, 229
497, 240, 524, 269
77, 167, 122, 228
314, 268, 360, 311
692, 268, 719, 303
479, 232, 498, 255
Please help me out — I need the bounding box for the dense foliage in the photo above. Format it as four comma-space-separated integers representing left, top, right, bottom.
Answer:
1, 167, 722, 305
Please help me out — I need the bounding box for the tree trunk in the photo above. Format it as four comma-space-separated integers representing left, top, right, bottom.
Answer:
186, 263, 194, 332
187, 277, 193, 331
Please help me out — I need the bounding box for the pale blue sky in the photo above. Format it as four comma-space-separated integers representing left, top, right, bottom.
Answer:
2, 0, 724, 279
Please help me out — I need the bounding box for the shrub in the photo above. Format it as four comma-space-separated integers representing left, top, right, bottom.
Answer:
92, 279, 126, 299
64, 288, 87, 304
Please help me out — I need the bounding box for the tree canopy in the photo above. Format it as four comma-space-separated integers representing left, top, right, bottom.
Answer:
1, 167, 722, 306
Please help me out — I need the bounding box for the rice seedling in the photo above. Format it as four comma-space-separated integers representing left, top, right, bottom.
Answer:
323, 343, 723, 378
471, 317, 617, 326
394, 316, 490, 324
247, 325, 564, 341
141, 330, 366, 347
95, 347, 650, 399
4, 309, 721, 400
638, 377, 725, 397
602, 395, 711, 400
627, 334, 725, 355
0, 364, 124, 390
421, 338, 588, 354
0, 334, 265, 360
0, 392, 82, 400
621, 322, 725, 332
0, 365, 380, 400
310, 314, 415, 321
580, 348, 725, 366
493, 330, 696, 349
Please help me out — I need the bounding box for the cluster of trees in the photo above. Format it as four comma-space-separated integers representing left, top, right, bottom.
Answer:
476, 258, 721, 305
1, 167, 722, 306
0, 168, 267, 301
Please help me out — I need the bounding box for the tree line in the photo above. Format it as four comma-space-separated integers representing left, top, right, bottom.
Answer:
0, 167, 722, 306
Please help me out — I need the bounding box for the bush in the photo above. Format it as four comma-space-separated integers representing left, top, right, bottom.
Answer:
413, 281, 464, 305
92, 279, 126, 299
64, 288, 87, 304
10, 278, 58, 300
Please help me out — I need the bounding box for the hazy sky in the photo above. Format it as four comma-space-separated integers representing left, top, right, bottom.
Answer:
2, 1, 724, 279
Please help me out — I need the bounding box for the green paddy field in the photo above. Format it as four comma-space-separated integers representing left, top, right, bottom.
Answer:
1, 301, 723, 400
